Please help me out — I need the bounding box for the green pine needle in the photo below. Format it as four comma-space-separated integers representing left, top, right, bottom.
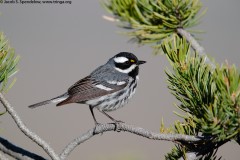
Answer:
0, 32, 20, 92
162, 35, 239, 159
102, 0, 205, 52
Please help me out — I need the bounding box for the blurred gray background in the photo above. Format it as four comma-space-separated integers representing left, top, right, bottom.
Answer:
0, 0, 239, 159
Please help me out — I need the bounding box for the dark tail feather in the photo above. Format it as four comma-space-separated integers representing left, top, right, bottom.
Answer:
28, 100, 52, 108
28, 93, 69, 109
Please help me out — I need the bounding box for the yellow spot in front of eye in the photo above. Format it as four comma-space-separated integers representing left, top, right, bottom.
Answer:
130, 59, 135, 63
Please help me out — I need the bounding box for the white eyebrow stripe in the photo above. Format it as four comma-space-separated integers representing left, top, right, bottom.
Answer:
95, 84, 113, 91
115, 64, 137, 73
114, 57, 129, 63
107, 81, 126, 85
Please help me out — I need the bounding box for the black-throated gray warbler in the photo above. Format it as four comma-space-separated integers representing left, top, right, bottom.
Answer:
29, 52, 146, 126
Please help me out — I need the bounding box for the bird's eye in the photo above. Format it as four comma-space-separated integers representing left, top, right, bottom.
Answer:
125, 61, 131, 65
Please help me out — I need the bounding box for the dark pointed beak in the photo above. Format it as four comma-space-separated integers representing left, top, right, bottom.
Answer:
138, 60, 146, 65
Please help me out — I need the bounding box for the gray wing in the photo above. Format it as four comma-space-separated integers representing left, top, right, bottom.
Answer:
56, 75, 128, 106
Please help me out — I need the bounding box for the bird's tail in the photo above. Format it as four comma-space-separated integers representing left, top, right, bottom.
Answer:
28, 93, 69, 108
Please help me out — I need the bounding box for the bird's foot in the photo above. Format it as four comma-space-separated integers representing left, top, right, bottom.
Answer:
111, 120, 124, 132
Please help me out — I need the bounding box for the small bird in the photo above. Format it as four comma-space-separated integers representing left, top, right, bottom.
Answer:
29, 52, 146, 127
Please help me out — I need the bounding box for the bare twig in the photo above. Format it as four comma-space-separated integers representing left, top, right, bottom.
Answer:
0, 151, 8, 160
60, 123, 203, 160
0, 92, 205, 160
0, 93, 60, 160
0, 136, 46, 160
177, 28, 215, 68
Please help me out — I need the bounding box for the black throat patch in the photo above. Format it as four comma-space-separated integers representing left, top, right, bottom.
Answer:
128, 66, 139, 79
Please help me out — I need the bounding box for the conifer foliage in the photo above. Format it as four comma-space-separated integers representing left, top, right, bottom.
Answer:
103, 0, 239, 159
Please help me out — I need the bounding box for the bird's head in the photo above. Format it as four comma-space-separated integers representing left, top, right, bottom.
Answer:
110, 52, 146, 78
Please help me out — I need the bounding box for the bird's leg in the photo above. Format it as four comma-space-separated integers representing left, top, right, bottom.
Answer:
99, 110, 124, 132
89, 105, 98, 125
89, 106, 101, 134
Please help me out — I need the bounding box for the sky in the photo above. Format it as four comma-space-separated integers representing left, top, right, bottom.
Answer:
0, 0, 239, 159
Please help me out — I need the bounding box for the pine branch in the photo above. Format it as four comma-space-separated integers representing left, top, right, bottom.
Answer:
0, 136, 46, 160
162, 34, 240, 159
176, 28, 215, 68
102, 0, 205, 50
176, 28, 205, 56
0, 93, 60, 160
0, 32, 20, 92
60, 123, 203, 160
